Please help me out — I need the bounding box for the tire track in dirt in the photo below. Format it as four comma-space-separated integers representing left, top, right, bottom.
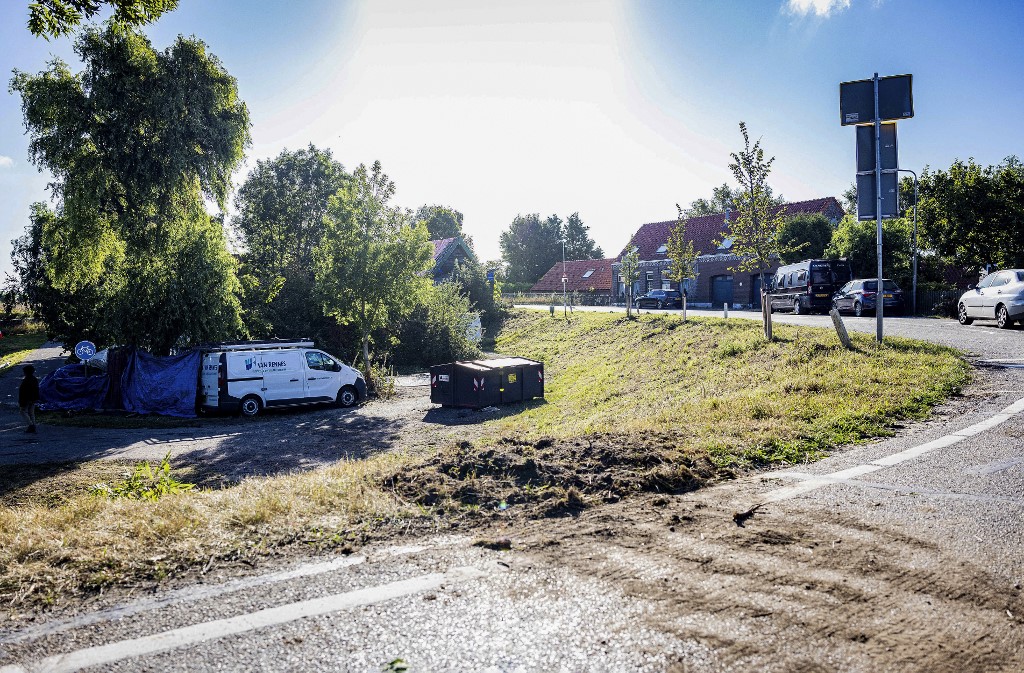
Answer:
511, 493, 1024, 673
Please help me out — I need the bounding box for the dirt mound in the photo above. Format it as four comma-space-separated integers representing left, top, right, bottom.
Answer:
384, 432, 724, 518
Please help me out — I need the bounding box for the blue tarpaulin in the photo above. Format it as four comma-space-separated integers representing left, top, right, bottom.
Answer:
38, 348, 200, 417
120, 349, 201, 417
38, 364, 109, 412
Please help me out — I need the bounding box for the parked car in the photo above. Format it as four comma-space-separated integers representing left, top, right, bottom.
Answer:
832, 279, 905, 316
634, 289, 683, 309
957, 269, 1024, 329
769, 259, 852, 314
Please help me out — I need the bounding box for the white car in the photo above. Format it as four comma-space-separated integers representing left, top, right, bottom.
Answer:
958, 269, 1024, 329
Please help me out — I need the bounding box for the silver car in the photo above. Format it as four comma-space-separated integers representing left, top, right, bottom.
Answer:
958, 269, 1024, 328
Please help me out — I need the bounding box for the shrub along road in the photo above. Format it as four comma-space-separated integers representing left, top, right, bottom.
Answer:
1, 313, 1022, 672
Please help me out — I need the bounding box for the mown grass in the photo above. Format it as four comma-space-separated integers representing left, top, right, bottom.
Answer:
491, 312, 970, 467
0, 323, 47, 376
0, 310, 971, 610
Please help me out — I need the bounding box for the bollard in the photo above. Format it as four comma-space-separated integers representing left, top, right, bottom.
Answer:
830, 309, 854, 350
723, 303, 729, 319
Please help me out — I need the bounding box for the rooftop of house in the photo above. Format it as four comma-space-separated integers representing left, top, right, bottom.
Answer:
431, 236, 477, 265
616, 196, 845, 261
530, 258, 616, 293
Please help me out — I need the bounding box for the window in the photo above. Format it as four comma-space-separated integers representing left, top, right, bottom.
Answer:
646, 271, 654, 289
656, 244, 668, 254
718, 237, 733, 250
305, 352, 324, 370
977, 273, 997, 288
581, 269, 595, 279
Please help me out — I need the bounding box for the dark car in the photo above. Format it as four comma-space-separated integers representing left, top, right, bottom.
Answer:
634, 289, 683, 309
832, 279, 905, 316
769, 259, 852, 314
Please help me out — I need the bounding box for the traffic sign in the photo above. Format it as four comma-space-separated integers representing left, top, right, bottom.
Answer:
856, 123, 898, 173
840, 74, 913, 125
74, 340, 97, 361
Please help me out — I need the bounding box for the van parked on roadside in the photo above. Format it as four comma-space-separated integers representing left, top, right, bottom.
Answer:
770, 259, 852, 314
200, 340, 366, 417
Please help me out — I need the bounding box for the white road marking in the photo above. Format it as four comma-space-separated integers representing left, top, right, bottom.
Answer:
0, 566, 489, 673
763, 396, 1024, 503
1, 536, 468, 646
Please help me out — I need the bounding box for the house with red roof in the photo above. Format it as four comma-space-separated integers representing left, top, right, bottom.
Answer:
529, 258, 615, 302
612, 197, 844, 308
430, 237, 477, 281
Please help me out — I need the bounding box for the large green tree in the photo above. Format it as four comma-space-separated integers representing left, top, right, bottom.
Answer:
27, 0, 179, 38
414, 204, 464, 240
562, 212, 604, 259
314, 161, 434, 371
918, 157, 1024, 270
232, 145, 349, 342
777, 213, 834, 263
825, 215, 913, 288
10, 26, 250, 353
684, 183, 740, 218
499, 213, 563, 285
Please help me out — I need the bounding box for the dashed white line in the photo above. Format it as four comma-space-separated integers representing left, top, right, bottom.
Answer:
0, 566, 490, 673
762, 396, 1024, 503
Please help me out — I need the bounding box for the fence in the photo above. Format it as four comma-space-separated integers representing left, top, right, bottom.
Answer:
503, 292, 613, 307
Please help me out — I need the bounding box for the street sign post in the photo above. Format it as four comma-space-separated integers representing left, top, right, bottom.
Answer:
74, 341, 96, 361
840, 72, 914, 343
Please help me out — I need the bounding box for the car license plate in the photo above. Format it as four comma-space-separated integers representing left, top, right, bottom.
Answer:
816, 293, 828, 297
884, 293, 893, 298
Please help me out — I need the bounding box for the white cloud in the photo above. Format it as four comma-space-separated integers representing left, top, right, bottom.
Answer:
786, 0, 851, 17
0, 156, 13, 168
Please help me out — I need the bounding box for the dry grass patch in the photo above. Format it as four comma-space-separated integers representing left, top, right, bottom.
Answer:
0, 451, 426, 610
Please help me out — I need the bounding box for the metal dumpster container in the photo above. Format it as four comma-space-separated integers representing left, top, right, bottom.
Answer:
430, 357, 544, 408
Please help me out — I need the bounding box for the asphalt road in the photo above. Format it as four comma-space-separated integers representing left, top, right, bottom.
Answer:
1, 314, 1022, 672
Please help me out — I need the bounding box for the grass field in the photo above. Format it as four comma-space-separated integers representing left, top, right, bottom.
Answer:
0, 323, 47, 377
0, 311, 971, 610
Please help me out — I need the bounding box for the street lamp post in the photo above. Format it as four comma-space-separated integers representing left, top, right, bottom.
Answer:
561, 239, 568, 318
896, 168, 919, 316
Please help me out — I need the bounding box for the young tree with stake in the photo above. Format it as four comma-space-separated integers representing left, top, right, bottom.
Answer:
666, 205, 699, 321
725, 122, 802, 339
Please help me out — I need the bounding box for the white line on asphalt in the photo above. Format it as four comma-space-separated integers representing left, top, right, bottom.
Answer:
0, 537, 467, 646
762, 396, 1024, 503
0, 566, 490, 673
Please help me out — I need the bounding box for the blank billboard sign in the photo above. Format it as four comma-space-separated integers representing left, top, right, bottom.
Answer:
840, 74, 913, 126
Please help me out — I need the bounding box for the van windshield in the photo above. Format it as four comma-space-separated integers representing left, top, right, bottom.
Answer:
810, 266, 849, 285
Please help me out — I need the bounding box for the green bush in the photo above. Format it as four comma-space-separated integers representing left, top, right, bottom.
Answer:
392, 281, 481, 368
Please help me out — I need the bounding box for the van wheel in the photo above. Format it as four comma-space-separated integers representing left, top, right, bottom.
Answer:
958, 303, 973, 325
239, 395, 262, 418
854, 301, 863, 318
996, 304, 1014, 329
337, 385, 359, 408
792, 299, 801, 315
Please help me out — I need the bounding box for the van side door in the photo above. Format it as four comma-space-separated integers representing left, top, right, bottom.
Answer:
260, 351, 305, 404
303, 351, 340, 402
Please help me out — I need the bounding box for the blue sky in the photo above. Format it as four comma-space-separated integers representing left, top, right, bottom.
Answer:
1, 0, 1022, 278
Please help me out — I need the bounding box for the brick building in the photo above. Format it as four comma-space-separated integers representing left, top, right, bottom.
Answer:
530, 258, 616, 303
611, 197, 845, 308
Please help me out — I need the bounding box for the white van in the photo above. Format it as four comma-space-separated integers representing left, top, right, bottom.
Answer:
200, 340, 366, 417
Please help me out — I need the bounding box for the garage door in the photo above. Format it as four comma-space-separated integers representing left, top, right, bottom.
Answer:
711, 275, 734, 308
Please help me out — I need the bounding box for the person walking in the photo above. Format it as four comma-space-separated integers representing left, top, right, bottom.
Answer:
19, 365, 40, 433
